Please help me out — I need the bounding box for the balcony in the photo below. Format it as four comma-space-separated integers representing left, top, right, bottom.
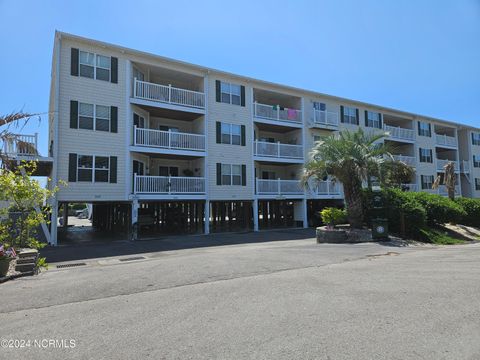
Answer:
401, 183, 419, 192
384, 125, 415, 142
133, 78, 205, 110
436, 159, 459, 172
134, 174, 205, 195
253, 102, 302, 125
435, 134, 457, 148
133, 127, 205, 154
311, 110, 338, 128
254, 141, 303, 162
256, 178, 304, 196
393, 155, 416, 167
309, 180, 342, 196
2, 133, 38, 158
437, 185, 461, 196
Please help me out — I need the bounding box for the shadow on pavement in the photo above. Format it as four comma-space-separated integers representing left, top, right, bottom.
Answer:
42, 228, 317, 263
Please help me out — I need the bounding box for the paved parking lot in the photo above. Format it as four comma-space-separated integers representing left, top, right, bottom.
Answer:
1, 230, 479, 359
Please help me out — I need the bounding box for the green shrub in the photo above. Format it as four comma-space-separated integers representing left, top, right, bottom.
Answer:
320, 207, 347, 227
407, 192, 466, 225
418, 228, 465, 245
455, 197, 480, 227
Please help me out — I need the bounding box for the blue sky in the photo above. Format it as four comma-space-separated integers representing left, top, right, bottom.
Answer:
1, 0, 479, 156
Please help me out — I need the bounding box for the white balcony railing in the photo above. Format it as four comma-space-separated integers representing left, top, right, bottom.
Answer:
401, 183, 418, 192
393, 155, 416, 167
253, 102, 302, 123
436, 159, 459, 171
134, 126, 205, 152
254, 141, 303, 160
435, 134, 457, 147
134, 78, 205, 109
134, 174, 205, 194
2, 133, 38, 157
383, 125, 415, 141
310, 180, 342, 196
437, 185, 461, 196
461, 160, 470, 173
256, 178, 304, 195
312, 110, 338, 127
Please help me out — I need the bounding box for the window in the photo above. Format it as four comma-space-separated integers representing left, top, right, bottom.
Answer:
472, 132, 480, 146
78, 102, 110, 131
473, 155, 480, 168
366, 111, 381, 129
79, 51, 95, 78
220, 164, 242, 185
418, 122, 431, 137
95, 105, 110, 131
94, 156, 110, 182
220, 81, 241, 105
419, 148, 433, 163
79, 51, 110, 81
79, 103, 94, 130
476, 178, 480, 191
342, 106, 357, 124
77, 155, 110, 182
77, 155, 93, 182
313, 102, 326, 111
220, 122, 241, 145
421, 175, 434, 190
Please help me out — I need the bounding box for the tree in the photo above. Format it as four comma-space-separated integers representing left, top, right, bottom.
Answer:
432, 161, 456, 200
302, 128, 413, 228
0, 162, 59, 259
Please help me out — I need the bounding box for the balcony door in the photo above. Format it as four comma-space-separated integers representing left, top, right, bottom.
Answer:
159, 166, 178, 177
133, 113, 145, 128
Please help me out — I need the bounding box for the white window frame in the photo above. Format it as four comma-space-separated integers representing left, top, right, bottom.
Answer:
419, 122, 431, 137
94, 156, 110, 183
221, 164, 242, 185
475, 178, 480, 191
79, 50, 111, 82
419, 148, 433, 163
77, 155, 110, 183
220, 122, 241, 145
78, 102, 111, 132
343, 106, 357, 124
220, 81, 241, 105
473, 133, 480, 146
366, 111, 381, 129
421, 175, 434, 190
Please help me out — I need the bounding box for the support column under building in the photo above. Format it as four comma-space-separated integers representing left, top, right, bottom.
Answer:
204, 200, 210, 235
253, 198, 259, 232
131, 199, 139, 241
50, 199, 58, 246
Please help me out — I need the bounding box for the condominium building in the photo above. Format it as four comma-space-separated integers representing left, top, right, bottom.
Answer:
6, 32, 479, 245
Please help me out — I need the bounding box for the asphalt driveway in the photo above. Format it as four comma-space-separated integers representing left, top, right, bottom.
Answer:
1, 230, 479, 359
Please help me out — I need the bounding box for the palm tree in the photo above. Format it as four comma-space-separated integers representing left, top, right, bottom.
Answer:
432, 161, 456, 200
302, 128, 413, 228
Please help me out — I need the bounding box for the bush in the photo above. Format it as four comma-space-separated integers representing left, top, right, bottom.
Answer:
455, 197, 480, 227
363, 188, 426, 238
320, 207, 347, 227
407, 192, 466, 225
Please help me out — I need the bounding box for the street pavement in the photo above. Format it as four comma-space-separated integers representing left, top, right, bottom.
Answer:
1, 230, 479, 359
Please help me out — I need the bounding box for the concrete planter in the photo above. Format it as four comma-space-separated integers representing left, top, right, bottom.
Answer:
316, 226, 348, 243
0, 258, 12, 277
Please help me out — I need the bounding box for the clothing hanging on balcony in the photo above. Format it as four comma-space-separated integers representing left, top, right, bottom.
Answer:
287, 108, 296, 120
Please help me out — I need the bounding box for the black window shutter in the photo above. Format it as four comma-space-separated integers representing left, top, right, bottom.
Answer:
378, 113, 382, 129
241, 165, 246, 186
68, 153, 77, 182
215, 80, 221, 102
70, 100, 78, 129
71, 48, 79, 76
109, 156, 117, 183
340, 106, 344, 123
428, 123, 431, 137
111, 57, 118, 83
364, 110, 368, 127
216, 163, 222, 185
216, 122, 221, 143
355, 108, 359, 125
241, 125, 246, 146
472, 133, 475, 144
429, 149, 433, 162
240, 85, 245, 107
133, 113, 139, 127
110, 106, 118, 133
419, 148, 422, 161
418, 121, 421, 135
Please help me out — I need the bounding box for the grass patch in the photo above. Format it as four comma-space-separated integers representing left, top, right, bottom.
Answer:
419, 228, 466, 245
